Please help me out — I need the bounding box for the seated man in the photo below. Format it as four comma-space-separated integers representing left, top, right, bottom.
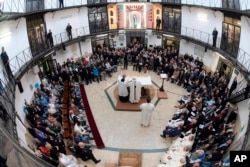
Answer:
74, 142, 101, 164
105, 60, 114, 74
187, 149, 206, 164
160, 124, 183, 138
167, 116, 185, 128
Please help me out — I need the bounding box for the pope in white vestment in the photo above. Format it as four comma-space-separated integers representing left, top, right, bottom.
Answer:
140, 97, 155, 127
128, 78, 142, 103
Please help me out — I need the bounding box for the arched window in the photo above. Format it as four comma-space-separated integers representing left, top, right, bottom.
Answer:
110, 10, 114, 16
156, 9, 160, 15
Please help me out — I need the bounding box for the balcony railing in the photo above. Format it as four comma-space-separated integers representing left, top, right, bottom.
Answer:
53, 26, 90, 45
5, 26, 250, 81
2, 0, 250, 15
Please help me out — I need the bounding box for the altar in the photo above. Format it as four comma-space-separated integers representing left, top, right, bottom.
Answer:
118, 75, 152, 97
118, 75, 152, 86
116, 75, 154, 111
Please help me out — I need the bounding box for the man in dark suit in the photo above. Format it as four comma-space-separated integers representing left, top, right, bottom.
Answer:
75, 142, 101, 164
160, 124, 183, 138
1, 47, 13, 80
47, 29, 54, 48
156, 17, 161, 31
212, 27, 218, 47
66, 23, 72, 40
59, 0, 64, 8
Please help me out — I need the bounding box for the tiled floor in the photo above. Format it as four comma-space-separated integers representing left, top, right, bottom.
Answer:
80, 66, 187, 167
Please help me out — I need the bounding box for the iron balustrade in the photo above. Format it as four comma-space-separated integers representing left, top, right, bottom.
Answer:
53, 26, 90, 45
1, 23, 250, 167
4, 26, 250, 79
8, 47, 33, 75
1, 0, 250, 14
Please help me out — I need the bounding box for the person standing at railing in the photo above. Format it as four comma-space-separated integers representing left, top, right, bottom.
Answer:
47, 29, 54, 48
66, 23, 72, 41
1, 47, 13, 80
59, 0, 64, 8
156, 16, 161, 31
212, 27, 218, 47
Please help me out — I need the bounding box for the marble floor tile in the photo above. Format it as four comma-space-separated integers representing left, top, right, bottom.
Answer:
82, 66, 187, 166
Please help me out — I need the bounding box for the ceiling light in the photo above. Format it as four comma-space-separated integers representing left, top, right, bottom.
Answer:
0, 32, 11, 39
216, 52, 225, 59
197, 13, 208, 21
96, 34, 108, 38
163, 34, 174, 38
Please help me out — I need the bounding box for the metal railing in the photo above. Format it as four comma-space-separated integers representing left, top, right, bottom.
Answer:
1, 0, 250, 15
53, 26, 90, 45
5, 26, 250, 78
180, 26, 250, 72
1, 24, 250, 166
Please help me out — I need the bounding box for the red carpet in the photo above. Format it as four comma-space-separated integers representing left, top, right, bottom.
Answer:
79, 84, 105, 149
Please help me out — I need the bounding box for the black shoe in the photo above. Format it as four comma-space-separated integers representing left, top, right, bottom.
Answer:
95, 160, 101, 164
160, 134, 166, 138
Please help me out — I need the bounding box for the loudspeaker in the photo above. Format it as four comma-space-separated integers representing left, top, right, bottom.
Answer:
17, 81, 23, 93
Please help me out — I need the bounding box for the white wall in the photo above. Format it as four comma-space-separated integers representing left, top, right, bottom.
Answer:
181, 6, 224, 46
44, 7, 90, 45
15, 71, 41, 146
240, 0, 250, 10
0, 17, 30, 81
147, 35, 162, 48
54, 39, 92, 65
228, 68, 248, 92
182, 0, 221, 8
44, 0, 87, 9
179, 39, 219, 72
237, 99, 250, 139
111, 35, 126, 49
1, 0, 25, 13
0, 17, 29, 60
238, 16, 250, 71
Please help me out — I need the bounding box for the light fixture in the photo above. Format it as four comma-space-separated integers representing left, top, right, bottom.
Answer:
216, 52, 225, 59
163, 34, 174, 38
96, 34, 108, 38
197, 13, 208, 21
0, 32, 11, 39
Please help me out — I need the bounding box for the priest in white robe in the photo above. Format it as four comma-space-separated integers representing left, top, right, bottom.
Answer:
140, 96, 155, 127
128, 78, 142, 103
118, 75, 129, 102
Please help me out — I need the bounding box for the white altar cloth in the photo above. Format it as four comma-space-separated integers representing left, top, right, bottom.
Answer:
118, 75, 152, 86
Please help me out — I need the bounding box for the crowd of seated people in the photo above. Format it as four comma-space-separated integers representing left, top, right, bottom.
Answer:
157, 53, 238, 167
25, 60, 101, 166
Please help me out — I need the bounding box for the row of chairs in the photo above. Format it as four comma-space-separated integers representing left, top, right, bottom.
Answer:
62, 81, 72, 139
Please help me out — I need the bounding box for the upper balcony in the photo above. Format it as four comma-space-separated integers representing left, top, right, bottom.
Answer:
1, 0, 250, 19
